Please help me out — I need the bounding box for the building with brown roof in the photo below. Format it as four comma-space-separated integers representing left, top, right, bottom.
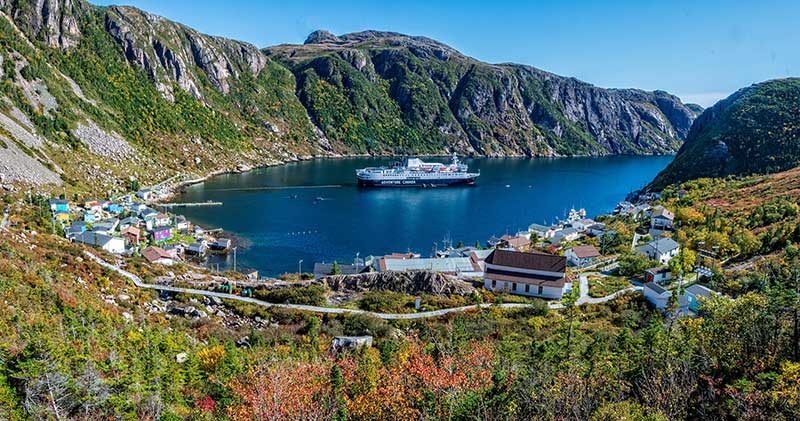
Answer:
651, 207, 675, 230
500, 234, 530, 251
565, 245, 601, 267
141, 246, 176, 265
482, 249, 569, 299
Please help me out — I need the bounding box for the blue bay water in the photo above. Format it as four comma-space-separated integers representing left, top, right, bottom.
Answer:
172, 156, 671, 275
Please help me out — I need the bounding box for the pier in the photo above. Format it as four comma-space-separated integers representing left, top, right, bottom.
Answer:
203, 184, 342, 192
156, 201, 223, 208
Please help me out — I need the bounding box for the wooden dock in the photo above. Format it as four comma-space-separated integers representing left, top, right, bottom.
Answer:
156, 201, 222, 208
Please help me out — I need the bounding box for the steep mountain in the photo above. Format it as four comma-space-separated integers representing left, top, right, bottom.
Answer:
266, 30, 700, 156
0, 1, 698, 192
649, 78, 800, 190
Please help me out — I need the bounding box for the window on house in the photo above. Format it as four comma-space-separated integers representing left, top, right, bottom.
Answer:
538, 285, 543, 295
512, 282, 517, 291
525, 284, 530, 293
491, 280, 496, 289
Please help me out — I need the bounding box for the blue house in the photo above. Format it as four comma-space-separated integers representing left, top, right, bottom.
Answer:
106, 203, 125, 215
83, 212, 98, 223
684, 284, 715, 312
48, 199, 69, 213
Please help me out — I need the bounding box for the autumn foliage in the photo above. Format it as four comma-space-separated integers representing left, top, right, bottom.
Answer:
227, 337, 497, 420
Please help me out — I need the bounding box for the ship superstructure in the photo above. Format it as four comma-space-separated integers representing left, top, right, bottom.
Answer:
356, 153, 479, 187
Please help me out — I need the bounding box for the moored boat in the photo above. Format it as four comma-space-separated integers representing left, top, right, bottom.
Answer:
356, 153, 479, 187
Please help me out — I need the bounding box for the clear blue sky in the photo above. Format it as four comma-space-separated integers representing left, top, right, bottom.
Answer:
92, 0, 800, 107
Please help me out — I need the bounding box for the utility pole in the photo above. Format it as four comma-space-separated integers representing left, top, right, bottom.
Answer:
233, 247, 237, 272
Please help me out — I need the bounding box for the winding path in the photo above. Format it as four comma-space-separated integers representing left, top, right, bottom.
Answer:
86, 251, 636, 320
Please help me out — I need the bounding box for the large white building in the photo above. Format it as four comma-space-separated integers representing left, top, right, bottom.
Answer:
482, 249, 569, 299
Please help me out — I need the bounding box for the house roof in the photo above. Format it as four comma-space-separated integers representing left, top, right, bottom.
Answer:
570, 245, 600, 259
49, 199, 68, 206
470, 249, 493, 262
645, 266, 671, 275
501, 235, 529, 249
556, 227, 579, 236
142, 246, 172, 263
379, 257, 479, 273
485, 249, 566, 273
645, 282, 669, 295
121, 226, 141, 236
641, 237, 680, 254
685, 284, 714, 298
652, 207, 675, 220
73, 231, 117, 247
528, 223, 550, 232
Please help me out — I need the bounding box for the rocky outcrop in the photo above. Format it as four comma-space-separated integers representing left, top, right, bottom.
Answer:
0, 0, 82, 49
322, 271, 476, 296
104, 5, 267, 100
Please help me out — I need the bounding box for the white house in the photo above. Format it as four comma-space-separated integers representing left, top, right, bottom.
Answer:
528, 223, 556, 239
637, 237, 680, 264
651, 207, 675, 230
483, 249, 569, 299
551, 227, 580, 244
565, 245, 601, 267
72, 231, 126, 254
643, 282, 671, 309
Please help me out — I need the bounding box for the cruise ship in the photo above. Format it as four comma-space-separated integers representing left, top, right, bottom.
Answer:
356, 153, 480, 187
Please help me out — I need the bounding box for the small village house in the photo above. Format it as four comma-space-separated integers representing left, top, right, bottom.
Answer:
586, 223, 607, 237
643, 282, 671, 310
644, 267, 672, 284
185, 242, 207, 257
482, 249, 569, 299
54, 211, 70, 224
119, 216, 141, 230
154, 213, 172, 228
151, 227, 172, 243
175, 215, 190, 231
141, 246, 176, 265
72, 231, 126, 254
637, 237, 680, 264
121, 226, 142, 245
528, 223, 556, 239
136, 189, 157, 201
48, 199, 69, 213
565, 245, 601, 267
499, 234, 530, 251
651, 207, 675, 230
684, 284, 716, 313
92, 218, 119, 235
551, 227, 580, 244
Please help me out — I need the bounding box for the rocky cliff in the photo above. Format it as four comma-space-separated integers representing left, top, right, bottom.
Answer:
0, 1, 699, 192
267, 30, 700, 156
649, 78, 800, 190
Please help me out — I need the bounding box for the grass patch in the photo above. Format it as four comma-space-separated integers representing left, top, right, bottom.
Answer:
588, 275, 631, 298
